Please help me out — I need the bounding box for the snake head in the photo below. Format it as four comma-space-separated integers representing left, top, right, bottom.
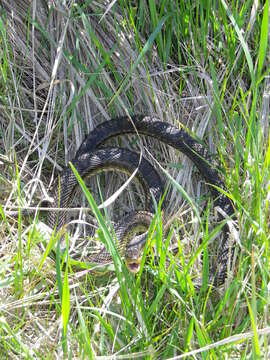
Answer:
125, 245, 142, 273
125, 232, 148, 273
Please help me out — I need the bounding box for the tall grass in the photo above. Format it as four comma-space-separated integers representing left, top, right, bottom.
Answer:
0, 0, 269, 358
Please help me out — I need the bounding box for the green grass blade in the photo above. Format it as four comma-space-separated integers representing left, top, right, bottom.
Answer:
75, 293, 94, 359
221, 0, 255, 85
257, 0, 269, 78
14, 154, 23, 296
109, 13, 171, 106
156, 160, 201, 222
62, 245, 70, 354
69, 162, 135, 316
55, 234, 63, 301
69, 162, 120, 261
184, 317, 194, 352
245, 294, 261, 358
38, 228, 59, 271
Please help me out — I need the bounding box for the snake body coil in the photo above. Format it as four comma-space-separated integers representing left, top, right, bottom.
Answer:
48, 146, 164, 230
49, 115, 234, 286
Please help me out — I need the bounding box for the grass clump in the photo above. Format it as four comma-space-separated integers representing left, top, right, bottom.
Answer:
0, 0, 269, 358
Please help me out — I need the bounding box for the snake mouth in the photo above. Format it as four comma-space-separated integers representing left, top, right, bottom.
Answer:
126, 258, 141, 273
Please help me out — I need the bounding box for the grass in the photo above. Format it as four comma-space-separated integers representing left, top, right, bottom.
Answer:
0, 0, 269, 358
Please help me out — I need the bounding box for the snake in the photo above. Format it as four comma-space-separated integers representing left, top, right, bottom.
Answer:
48, 114, 234, 286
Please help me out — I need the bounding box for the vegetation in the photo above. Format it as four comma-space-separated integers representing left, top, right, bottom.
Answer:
0, 0, 269, 358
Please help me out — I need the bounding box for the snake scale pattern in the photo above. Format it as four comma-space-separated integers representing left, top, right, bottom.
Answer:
48, 115, 234, 286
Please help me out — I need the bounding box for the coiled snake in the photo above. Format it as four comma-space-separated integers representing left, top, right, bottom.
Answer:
48, 115, 234, 287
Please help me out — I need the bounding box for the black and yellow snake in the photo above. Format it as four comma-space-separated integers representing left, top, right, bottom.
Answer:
48, 115, 235, 286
